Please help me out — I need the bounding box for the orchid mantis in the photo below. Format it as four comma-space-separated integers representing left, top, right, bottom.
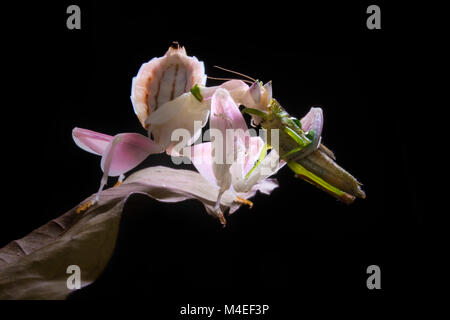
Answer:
72, 44, 204, 209
73, 43, 208, 209
72, 43, 278, 218
72, 43, 365, 224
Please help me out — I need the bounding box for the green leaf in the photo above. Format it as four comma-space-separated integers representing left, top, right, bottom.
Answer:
190, 84, 203, 102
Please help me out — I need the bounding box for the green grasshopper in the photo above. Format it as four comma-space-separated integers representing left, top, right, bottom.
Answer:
243, 97, 365, 204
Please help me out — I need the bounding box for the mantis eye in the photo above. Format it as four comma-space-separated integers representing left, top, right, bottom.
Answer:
249, 81, 261, 104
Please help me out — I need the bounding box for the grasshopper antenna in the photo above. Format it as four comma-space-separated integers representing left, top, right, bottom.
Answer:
207, 75, 254, 84
213, 65, 257, 82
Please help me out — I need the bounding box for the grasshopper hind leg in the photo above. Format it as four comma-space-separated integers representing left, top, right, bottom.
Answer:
288, 160, 357, 204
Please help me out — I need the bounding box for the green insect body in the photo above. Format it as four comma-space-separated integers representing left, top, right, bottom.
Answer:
244, 99, 365, 204
262, 100, 312, 160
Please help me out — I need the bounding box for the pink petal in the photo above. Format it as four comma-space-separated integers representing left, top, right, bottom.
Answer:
188, 142, 217, 188
72, 127, 114, 155
100, 133, 163, 177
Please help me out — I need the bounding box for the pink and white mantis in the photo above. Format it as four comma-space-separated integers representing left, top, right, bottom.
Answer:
73, 42, 364, 223
73, 43, 280, 221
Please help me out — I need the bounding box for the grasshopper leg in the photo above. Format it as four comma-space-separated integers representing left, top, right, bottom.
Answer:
288, 161, 355, 204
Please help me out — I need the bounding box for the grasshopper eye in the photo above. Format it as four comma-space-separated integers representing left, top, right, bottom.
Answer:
291, 117, 302, 129
305, 130, 315, 141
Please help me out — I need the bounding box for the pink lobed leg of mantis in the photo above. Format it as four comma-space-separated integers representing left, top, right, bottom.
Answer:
72, 128, 164, 208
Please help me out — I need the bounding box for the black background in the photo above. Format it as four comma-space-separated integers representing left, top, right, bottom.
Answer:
1, 0, 437, 315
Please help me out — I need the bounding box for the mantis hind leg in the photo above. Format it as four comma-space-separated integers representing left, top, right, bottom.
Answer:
76, 174, 125, 214
75, 132, 161, 214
